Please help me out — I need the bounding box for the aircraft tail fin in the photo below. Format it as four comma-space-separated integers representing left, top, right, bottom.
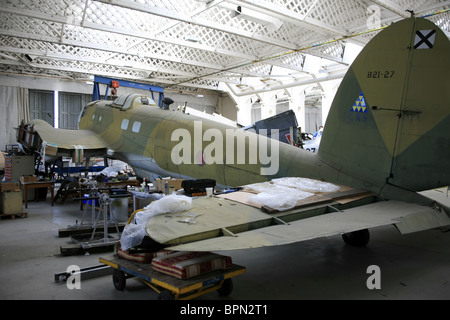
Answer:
318, 17, 450, 192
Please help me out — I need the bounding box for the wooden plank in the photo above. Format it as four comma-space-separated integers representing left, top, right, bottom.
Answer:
60, 242, 116, 256
0, 211, 28, 220
321, 189, 373, 203
58, 223, 126, 237
215, 187, 371, 213
216, 191, 261, 208
60, 243, 84, 256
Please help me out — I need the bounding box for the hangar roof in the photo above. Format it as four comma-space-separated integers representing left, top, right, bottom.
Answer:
0, 0, 448, 95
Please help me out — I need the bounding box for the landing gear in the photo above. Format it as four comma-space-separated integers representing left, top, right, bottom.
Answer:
342, 229, 370, 247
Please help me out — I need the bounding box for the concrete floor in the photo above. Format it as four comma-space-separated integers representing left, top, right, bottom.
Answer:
0, 197, 449, 301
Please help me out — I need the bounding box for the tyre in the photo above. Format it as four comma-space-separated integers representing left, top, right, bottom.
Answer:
112, 270, 126, 291
217, 278, 233, 296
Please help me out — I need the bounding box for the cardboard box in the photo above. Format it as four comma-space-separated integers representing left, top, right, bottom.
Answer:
44, 143, 58, 156
0, 191, 23, 214
154, 178, 184, 193
0, 182, 20, 192
20, 176, 37, 183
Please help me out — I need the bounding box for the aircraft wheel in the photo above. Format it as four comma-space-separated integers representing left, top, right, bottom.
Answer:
217, 278, 233, 296
112, 269, 126, 291
342, 229, 370, 247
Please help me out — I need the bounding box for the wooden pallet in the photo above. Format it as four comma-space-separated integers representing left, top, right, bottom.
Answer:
0, 211, 28, 219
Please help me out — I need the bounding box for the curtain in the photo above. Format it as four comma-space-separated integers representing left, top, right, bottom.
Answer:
17, 87, 30, 124
0, 86, 30, 149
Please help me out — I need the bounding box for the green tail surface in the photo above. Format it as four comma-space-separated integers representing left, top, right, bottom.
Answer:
319, 17, 450, 192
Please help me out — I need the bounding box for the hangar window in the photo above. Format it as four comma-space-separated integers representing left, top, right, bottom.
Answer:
59, 92, 84, 129
132, 121, 141, 133
305, 94, 322, 134
251, 100, 262, 123
276, 98, 289, 115
121, 119, 129, 130
29, 89, 54, 125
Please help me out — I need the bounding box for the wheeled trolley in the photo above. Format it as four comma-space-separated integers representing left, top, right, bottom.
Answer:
99, 256, 246, 300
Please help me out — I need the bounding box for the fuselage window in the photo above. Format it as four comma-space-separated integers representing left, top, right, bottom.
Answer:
132, 121, 141, 133
121, 119, 129, 130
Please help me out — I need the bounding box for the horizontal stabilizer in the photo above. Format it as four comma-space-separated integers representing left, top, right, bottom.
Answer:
18, 119, 108, 160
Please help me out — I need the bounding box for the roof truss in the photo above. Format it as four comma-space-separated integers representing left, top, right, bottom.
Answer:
0, 0, 448, 94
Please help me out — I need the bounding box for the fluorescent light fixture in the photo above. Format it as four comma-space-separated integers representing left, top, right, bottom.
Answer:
260, 78, 280, 86
184, 35, 201, 43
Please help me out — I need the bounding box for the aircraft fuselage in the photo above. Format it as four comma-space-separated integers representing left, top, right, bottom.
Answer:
78, 96, 347, 189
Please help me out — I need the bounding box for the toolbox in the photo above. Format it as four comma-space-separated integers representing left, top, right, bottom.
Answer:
181, 179, 216, 197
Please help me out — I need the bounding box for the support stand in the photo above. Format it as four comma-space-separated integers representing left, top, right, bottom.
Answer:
70, 192, 121, 249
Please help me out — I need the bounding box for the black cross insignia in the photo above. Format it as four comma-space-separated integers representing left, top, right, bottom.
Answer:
414, 30, 436, 49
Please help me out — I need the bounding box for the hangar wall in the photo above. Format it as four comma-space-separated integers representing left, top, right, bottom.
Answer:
0, 74, 236, 148
0, 73, 342, 149
223, 78, 342, 133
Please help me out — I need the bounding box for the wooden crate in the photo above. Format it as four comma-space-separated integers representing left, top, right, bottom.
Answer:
154, 178, 183, 192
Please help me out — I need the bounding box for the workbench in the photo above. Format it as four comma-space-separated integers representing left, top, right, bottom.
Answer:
21, 181, 55, 208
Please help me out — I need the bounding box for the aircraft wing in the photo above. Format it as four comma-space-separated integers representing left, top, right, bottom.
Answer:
145, 185, 450, 252
18, 119, 108, 161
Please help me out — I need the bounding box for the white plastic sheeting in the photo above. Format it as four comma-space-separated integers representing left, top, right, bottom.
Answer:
120, 194, 192, 251
244, 177, 340, 211
271, 177, 340, 193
